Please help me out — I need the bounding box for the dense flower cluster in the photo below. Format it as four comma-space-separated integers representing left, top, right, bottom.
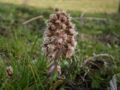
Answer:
42, 9, 77, 62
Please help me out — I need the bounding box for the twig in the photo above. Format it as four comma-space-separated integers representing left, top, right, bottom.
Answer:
93, 53, 114, 60
84, 17, 107, 21
23, 15, 44, 25
74, 16, 107, 21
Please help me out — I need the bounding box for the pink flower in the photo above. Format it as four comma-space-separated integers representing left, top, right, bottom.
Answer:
42, 9, 77, 79
42, 9, 77, 60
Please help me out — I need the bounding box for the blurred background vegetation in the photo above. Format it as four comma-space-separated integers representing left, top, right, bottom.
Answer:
0, 0, 119, 13
0, 0, 120, 90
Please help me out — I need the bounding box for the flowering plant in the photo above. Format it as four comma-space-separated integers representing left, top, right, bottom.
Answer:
42, 9, 77, 78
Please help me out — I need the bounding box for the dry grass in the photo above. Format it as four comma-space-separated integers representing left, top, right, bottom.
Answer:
0, 0, 119, 13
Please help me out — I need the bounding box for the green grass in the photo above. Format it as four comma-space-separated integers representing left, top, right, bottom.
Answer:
0, 2, 120, 90
0, 0, 119, 13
